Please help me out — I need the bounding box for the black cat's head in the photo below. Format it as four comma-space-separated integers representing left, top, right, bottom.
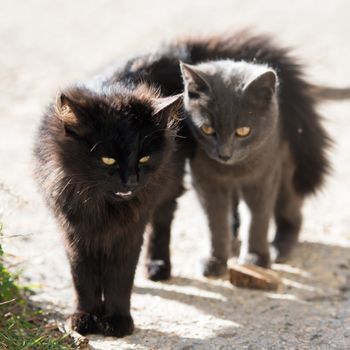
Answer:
54, 84, 181, 201
180, 60, 279, 165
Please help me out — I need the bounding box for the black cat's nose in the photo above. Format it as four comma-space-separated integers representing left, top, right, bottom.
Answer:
124, 174, 138, 189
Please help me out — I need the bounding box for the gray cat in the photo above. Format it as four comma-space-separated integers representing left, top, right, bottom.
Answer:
180, 60, 327, 275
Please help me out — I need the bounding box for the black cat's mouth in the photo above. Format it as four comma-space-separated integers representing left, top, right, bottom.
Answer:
107, 186, 144, 202
115, 191, 133, 199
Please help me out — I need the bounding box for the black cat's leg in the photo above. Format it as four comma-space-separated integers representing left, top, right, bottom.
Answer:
68, 250, 103, 335
272, 169, 303, 262
145, 197, 177, 281
101, 233, 143, 337
145, 156, 185, 281
231, 192, 241, 256
232, 200, 240, 239
240, 170, 280, 268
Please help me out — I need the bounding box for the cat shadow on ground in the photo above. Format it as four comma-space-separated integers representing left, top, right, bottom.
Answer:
137, 241, 349, 303
90, 326, 243, 350
87, 241, 350, 348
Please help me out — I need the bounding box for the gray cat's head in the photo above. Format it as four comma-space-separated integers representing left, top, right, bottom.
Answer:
180, 60, 279, 165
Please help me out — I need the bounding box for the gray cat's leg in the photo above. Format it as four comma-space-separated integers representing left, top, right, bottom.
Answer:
239, 171, 280, 268
201, 187, 232, 276
272, 171, 303, 262
192, 173, 231, 276
231, 192, 241, 256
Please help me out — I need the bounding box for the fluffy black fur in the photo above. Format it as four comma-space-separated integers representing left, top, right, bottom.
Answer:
117, 31, 331, 195
113, 31, 331, 272
33, 81, 187, 336
33, 31, 332, 336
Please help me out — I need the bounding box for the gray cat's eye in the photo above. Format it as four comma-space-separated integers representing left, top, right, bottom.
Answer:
235, 127, 251, 137
200, 124, 216, 135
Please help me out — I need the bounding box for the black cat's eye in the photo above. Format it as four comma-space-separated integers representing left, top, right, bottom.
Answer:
139, 155, 150, 164
101, 157, 117, 166
200, 124, 216, 135
235, 127, 251, 137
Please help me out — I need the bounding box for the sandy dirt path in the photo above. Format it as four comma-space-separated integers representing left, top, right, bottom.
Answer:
1, 1, 350, 349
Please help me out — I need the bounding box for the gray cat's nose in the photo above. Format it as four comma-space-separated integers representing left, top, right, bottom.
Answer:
217, 144, 232, 161
218, 154, 230, 161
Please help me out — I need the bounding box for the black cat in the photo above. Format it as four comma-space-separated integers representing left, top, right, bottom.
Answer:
33, 80, 186, 336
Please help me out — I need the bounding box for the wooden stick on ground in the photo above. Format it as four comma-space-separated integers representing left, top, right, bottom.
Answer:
228, 259, 281, 291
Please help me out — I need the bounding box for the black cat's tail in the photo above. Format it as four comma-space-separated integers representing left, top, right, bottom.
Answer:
182, 32, 333, 195
122, 32, 333, 196
262, 48, 333, 196
310, 85, 350, 100
280, 76, 332, 196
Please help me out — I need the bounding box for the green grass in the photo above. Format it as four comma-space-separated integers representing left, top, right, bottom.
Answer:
0, 224, 74, 350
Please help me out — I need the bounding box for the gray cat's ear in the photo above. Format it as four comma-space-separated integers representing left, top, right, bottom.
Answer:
55, 91, 91, 136
243, 70, 277, 107
152, 93, 183, 126
180, 61, 210, 98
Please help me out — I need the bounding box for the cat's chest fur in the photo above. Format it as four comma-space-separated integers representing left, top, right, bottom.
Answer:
53, 158, 182, 254
55, 186, 154, 255
190, 134, 286, 188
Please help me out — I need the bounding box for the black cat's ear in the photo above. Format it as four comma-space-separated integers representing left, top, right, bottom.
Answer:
243, 70, 277, 108
180, 61, 210, 99
55, 91, 91, 137
152, 93, 183, 127
56, 93, 79, 125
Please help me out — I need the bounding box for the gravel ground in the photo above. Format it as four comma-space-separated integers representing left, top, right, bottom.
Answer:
1, 1, 350, 349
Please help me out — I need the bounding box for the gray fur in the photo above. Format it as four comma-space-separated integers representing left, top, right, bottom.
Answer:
181, 60, 302, 274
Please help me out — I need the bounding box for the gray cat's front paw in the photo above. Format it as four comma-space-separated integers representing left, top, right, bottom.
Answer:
201, 257, 227, 277
270, 240, 296, 263
231, 238, 241, 257
239, 252, 271, 268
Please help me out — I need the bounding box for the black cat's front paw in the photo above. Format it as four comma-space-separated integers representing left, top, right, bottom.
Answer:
201, 257, 227, 277
239, 252, 271, 268
271, 240, 297, 263
69, 311, 100, 335
101, 314, 134, 337
146, 259, 171, 281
